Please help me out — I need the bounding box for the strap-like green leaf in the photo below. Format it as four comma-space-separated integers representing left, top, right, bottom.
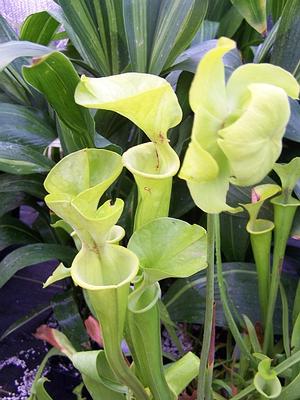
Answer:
0, 103, 56, 149
20, 11, 60, 45
230, 0, 267, 34
0, 215, 40, 251
271, 0, 300, 83
23, 52, 95, 153
148, 0, 208, 74
0, 244, 75, 288
0, 141, 54, 175
0, 41, 52, 71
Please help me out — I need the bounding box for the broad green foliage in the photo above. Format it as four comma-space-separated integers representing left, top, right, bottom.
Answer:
179, 37, 299, 213
230, 0, 267, 34
23, 52, 96, 153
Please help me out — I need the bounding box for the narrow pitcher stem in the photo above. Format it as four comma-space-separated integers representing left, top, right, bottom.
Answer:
197, 213, 215, 400
263, 202, 298, 354
214, 214, 256, 365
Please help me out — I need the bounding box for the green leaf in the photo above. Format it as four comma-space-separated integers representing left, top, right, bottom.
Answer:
123, 0, 158, 72
20, 11, 60, 45
52, 290, 89, 351
0, 192, 26, 218
271, 0, 300, 83
269, 0, 288, 22
191, 20, 219, 45
217, 6, 244, 38
148, 0, 208, 74
291, 312, 300, 353
0, 303, 51, 341
285, 99, 300, 142
0, 244, 76, 288
164, 263, 298, 333
243, 315, 262, 353
253, 18, 280, 63
280, 283, 291, 357
0, 41, 52, 71
0, 103, 56, 149
279, 372, 300, 400
230, 0, 267, 34
0, 215, 41, 251
0, 15, 34, 99
0, 173, 46, 198
170, 40, 242, 75
128, 217, 207, 283
23, 51, 95, 153
207, 0, 231, 21
0, 141, 54, 175
55, 0, 120, 75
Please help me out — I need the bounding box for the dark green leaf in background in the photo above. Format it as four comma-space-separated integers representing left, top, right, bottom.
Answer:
217, 5, 244, 38
285, 99, 300, 142
0, 41, 52, 71
148, 0, 208, 74
170, 39, 242, 77
268, 0, 289, 22
230, 0, 267, 34
0, 173, 46, 198
0, 192, 26, 218
0, 141, 54, 175
0, 215, 41, 251
164, 263, 297, 334
52, 289, 89, 351
0, 244, 76, 288
0, 103, 56, 149
271, 0, 300, 83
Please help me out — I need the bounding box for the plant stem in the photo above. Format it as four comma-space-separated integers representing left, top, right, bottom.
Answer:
197, 213, 215, 400
214, 214, 256, 365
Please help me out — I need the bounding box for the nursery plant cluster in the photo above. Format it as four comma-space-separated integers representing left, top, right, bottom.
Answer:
0, 1, 300, 399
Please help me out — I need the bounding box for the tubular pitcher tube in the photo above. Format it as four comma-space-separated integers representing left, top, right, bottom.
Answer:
123, 142, 179, 230
263, 196, 299, 353
126, 282, 176, 400
248, 220, 273, 327
71, 244, 149, 400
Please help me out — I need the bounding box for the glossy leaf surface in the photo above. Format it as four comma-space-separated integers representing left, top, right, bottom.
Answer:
0, 141, 54, 175
23, 52, 95, 153
230, 0, 267, 33
20, 11, 60, 45
0, 244, 75, 288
